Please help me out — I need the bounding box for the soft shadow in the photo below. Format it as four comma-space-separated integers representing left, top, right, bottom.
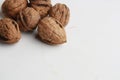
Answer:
21, 30, 35, 34
0, 41, 19, 47
0, 10, 5, 18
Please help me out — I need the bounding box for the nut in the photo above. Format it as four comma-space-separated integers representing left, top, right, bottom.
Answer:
30, 0, 52, 18
17, 7, 40, 32
2, 0, 28, 19
49, 3, 70, 27
0, 18, 21, 44
37, 17, 66, 45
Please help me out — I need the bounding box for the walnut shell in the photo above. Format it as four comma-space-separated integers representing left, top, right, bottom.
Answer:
0, 18, 21, 44
2, 0, 28, 19
30, 0, 52, 18
37, 17, 67, 45
49, 3, 70, 27
17, 7, 40, 32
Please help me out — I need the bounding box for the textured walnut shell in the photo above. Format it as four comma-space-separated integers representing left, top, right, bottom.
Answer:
37, 17, 67, 45
2, 0, 28, 19
30, 0, 52, 18
2, 0, 27, 19
17, 7, 40, 32
49, 3, 70, 27
0, 18, 21, 44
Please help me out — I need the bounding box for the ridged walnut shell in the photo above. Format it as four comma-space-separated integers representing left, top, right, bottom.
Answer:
30, 0, 52, 18
49, 3, 70, 27
0, 18, 21, 44
17, 7, 40, 32
37, 17, 67, 45
2, 0, 28, 19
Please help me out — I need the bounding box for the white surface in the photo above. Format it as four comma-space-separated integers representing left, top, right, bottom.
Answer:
0, 0, 120, 80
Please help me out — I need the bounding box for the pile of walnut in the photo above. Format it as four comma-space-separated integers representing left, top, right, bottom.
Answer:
0, 0, 70, 45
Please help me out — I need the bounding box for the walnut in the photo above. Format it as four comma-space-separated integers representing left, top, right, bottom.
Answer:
30, 0, 52, 18
2, 0, 28, 19
0, 18, 21, 44
17, 7, 40, 32
37, 17, 66, 45
49, 3, 70, 27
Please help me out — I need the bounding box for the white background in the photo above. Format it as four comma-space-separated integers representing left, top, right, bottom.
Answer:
0, 0, 120, 80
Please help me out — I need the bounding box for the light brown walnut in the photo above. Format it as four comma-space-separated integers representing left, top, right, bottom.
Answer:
2, 0, 28, 19
17, 7, 40, 32
37, 17, 67, 45
0, 18, 21, 44
49, 3, 70, 27
30, 0, 52, 18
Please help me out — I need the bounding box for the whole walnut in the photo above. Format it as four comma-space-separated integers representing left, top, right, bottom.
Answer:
0, 18, 21, 44
30, 0, 52, 18
17, 7, 40, 32
2, 0, 28, 19
49, 3, 70, 27
37, 17, 67, 45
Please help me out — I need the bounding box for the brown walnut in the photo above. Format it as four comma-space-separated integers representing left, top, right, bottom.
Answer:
37, 17, 67, 45
0, 18, 21, 44
49, 3, 70, 27
17, 7, 40, 32
2, 0, 28, 19
30, 0, 52, 18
